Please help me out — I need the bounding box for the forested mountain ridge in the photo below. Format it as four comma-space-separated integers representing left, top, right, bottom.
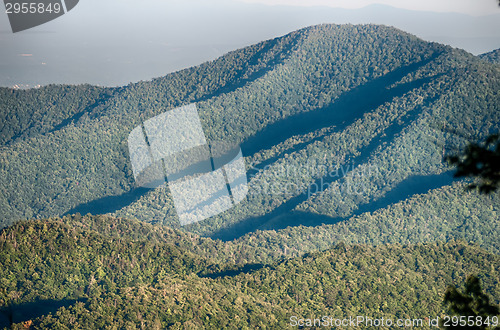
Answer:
109, 26, 499, 244
0, 85, 116, 146
0, 215, 499, 328
1, 23, 499, 329
480, 48, 500, 64
0, 24, 498, 249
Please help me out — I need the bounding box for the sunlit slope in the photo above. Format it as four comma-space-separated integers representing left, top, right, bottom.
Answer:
0, 215, 499, 328
0, 24, 498, 243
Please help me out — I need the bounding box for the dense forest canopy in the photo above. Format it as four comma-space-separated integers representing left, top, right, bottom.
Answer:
0, 215, 498, 328
0, 23, 499, 328
0, 25, 498, 238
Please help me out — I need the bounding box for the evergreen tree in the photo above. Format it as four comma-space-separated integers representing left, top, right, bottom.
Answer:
442, 276, 500, 329
448, 134, 500, 194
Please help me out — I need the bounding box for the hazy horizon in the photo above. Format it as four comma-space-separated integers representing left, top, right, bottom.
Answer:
1, 0, 499, 88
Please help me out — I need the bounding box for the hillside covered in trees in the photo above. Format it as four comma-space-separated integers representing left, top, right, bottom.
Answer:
0, 25, 498, 240
0, 24, 499, 328
0, 215, 499, 328
480, 48, 500, 64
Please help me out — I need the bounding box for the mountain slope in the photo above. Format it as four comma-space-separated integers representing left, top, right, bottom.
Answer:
108, 30, 499, 243
0, 215, 499, 328
0, 85, 114, 146
480, 48, 500, 64
0, 24, 498, 250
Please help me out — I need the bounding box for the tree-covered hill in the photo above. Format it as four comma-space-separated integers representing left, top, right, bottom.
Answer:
0, 215, 498, 329
1, 23, 499, 330
0, 24, 498, 250
0, 84, 115, 146
480, 48, 500, 64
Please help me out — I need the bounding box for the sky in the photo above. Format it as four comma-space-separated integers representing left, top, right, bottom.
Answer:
238, 0, 499, 15
0, 0, 499, 88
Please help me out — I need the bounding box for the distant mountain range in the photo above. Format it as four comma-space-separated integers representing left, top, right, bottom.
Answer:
1, 3, 499, 87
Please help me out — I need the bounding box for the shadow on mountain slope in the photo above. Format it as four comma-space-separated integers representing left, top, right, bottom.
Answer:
211, 171, 456, 241
241, 52, 442, 158
64, 53, 442, 220
196, 32, 304, 103
64, 187, 153, 217
49, 92, 115, 134
260, 171, 457, 231
200, 263, 268, 279
208, 96, 445, 241
247, 72, 442, 177
0, 298, 86, 328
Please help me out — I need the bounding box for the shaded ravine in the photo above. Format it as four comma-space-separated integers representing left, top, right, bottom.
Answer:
211, 171, 457, 241
208, 94, 440, 241
258, 171, 457, 231
0, 299, 86, 329
247, 73, 442, 178
241, 53, 441, 157
64, 54, 441, 219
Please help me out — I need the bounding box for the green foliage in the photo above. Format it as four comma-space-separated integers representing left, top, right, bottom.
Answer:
0, 25, 499, 328
0, 23, 468, 229
0, 215, 499, 328
480, 49, 500, 64
448, 134, 500, 194
107, 26, 499, 244
442, 275, 500, 329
